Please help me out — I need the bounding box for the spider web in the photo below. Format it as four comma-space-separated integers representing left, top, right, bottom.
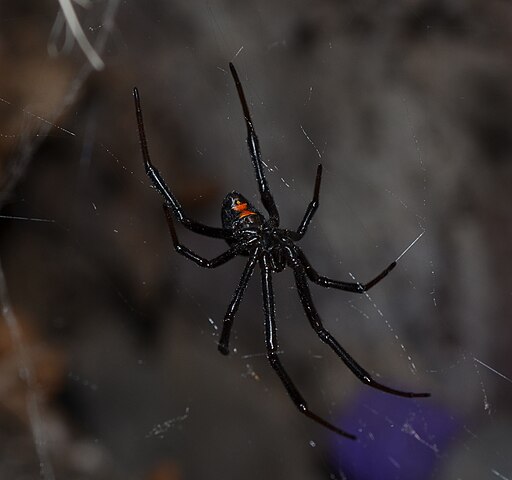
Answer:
0, 1, 511, 479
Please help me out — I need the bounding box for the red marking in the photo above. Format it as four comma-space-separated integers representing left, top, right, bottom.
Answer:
233, 202, 248, 212
233, 202, 256, 219
239, 210, 256, 218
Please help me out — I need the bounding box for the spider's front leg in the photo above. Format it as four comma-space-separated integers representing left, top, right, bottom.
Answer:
260, 253, 356, 439
287, 250, 430, 398
229, 63, 280, 227
294, 164, 323, 239
133, 87, 226, 239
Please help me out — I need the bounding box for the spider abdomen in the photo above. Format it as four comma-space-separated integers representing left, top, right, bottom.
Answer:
221, 191, 264, 231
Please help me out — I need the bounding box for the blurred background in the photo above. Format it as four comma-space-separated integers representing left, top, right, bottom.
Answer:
0, 1, 511, 479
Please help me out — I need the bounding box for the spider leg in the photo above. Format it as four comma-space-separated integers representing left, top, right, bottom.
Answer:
163, 205, 238, 267
260, 253, 356, 439
295, 164, 323, 239
133, 87, 227, 239
218, 249, 259, 355
287, 250, 430, 398
229, 63, 280, 227
296, 246, 397, 293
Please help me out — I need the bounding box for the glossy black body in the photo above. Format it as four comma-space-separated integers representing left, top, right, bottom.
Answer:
133, 63, 430, 439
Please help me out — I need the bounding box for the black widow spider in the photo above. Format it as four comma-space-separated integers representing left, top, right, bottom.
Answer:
133, 63, 429, 439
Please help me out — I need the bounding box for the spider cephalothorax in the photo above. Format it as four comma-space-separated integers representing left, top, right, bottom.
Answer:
133, 63, 430, 439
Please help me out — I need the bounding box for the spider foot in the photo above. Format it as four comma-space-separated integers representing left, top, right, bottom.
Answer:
303, 409, 356, 440
364, 376, 430, 398
218, 327, 231, 356
218, 342, 230, 356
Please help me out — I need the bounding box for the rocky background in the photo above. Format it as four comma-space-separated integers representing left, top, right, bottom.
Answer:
0, 1, 511, 479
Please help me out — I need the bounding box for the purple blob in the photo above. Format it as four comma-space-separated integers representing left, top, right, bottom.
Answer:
330, 389, 460, 480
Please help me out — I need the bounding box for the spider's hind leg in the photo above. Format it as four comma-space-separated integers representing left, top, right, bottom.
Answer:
162, 205, 237, 268
218, 251, 259, 355
260, 254, 356, 439
289, 252, 430, 399
297, 247, 397, 293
